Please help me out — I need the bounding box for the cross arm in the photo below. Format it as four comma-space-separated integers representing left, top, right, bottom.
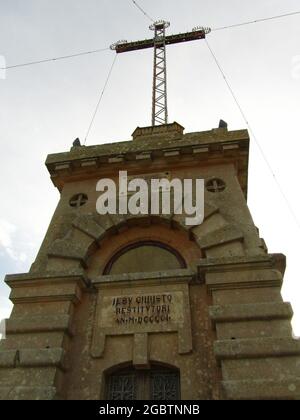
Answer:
114, 37, 155, 53
165, 29, 206, 47
113, 29, 207, 54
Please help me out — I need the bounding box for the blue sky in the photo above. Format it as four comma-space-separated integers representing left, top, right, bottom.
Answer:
1, 0, 300, 334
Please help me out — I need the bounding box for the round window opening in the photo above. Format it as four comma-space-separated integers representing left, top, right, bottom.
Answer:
206, 178, 226, 193
69, 193, 88, 208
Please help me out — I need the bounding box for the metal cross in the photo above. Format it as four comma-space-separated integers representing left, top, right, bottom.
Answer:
69, 193, 88, 208
111, 22, 211, 126
206, 178, 226, 193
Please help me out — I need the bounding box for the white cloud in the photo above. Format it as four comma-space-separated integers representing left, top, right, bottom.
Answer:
0, 219, 16, 249
0, 219, 28, 263
19, 252, 27, 263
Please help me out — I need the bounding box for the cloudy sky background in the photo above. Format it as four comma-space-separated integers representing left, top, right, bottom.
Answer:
1, 0, 300, 336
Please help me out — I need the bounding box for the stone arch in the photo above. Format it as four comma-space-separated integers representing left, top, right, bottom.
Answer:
103, 359, 180, 376
47, 201, 245, 271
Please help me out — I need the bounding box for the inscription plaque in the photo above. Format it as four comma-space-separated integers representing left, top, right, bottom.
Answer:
100, 292, 183, 327
91, 284, 192, 359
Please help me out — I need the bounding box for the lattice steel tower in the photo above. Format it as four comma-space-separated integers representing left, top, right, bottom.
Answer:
150, 20, 170, 125
111, 21, 211, 126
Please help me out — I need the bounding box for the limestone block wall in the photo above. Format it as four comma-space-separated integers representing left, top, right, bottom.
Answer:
0, 274, 87, 400
59, 271, 219, 400
31, 126, 265, 273
199, 255, 300, 400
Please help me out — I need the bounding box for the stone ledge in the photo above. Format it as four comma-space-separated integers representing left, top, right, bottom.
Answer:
0, 350, 17, 368
92, 268, 195, 288
0, 386, 57, 400
214, 337, 300, 361
46, 129, 249, 193
9, 284, 83, 305
5, 315, 73, 336
196, 225, 244, 251
221, 379, 300, 400
46, 129, 249, 166
210, 302, 293, 327
19, 348, 66, 370
198, 254, 284, 292
206, 269, 282, 292
5, 272, 89, 288
198, 254, 286, 281
5, 272, 89, 305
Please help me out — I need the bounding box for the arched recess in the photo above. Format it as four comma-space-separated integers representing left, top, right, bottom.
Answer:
103, 240, 186, 275
104, 362, 180, 400
46, 203, 246, 272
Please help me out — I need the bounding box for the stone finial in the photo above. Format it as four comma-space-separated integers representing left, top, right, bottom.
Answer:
219, 119, 228, 129
73, 138, 81, 147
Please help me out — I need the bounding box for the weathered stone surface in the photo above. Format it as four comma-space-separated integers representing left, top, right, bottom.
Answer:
0, 351, 17, 368
222, 379, 300, 400
5, 315, 73, 335
196, 225, 244, 250
132, 122, 184, 141
92, 268, 194, 287
221, 356, 300, 381
164, 150, 180, 158
72, 215, 106, 242
214, 337, 300, 361
203, 202, 219, 220
192, 213, 225, 239
6, 273, 88, 305
135, 152, 152, 161
9, 282, 82, 305
0, 386, 57, 400
48, 239, 88, 266
210, 302, 293, 326
80, 159, 98, 168
198, 255, 284, 292
108, 156, 124, 164
19, 348, 66, 369
133, 333, 149, 368
206, 269, 282, 292
199, 254, 284, 271
215, 319, 292, 341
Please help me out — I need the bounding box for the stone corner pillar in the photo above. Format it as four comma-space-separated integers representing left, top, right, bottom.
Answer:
198, 255, 300, 400
0, 271, 89, 400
